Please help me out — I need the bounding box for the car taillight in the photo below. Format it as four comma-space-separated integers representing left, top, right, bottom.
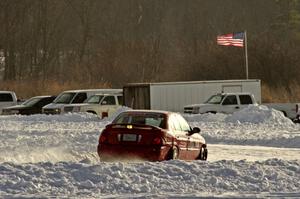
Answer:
99, 134, 108, 143
152, 137, 163, 145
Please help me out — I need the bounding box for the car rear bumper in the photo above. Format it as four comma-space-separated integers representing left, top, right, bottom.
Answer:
98, 144, 171, 161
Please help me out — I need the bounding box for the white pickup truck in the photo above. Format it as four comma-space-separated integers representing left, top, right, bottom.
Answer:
183, 92, 298, 119
42, 89, 122, 114
63, 93, 123, 119
0, 91, 18, 114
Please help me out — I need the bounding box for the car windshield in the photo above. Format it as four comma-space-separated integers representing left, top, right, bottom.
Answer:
54, 93, 76, 104
86, 95, 104, 104
205, 94, 224, 104
22, 97, 41, 106
113, 112, 166, 129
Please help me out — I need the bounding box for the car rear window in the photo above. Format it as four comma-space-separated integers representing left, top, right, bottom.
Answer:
113, 112, 166, 129
239, 95, 253, 105
0, 93, 13, 102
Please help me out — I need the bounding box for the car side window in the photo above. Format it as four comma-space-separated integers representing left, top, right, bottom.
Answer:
168, 117, 175, 130
35, 99, 46, 107
72, 93, 87, 103
175, 114, 191, 132
0, 93, 13, 102
239, 95, 253, 105
101, 96, 116, 105
38, 98, 54, 107
169, 115, 182, 131
222, 95, 237, 105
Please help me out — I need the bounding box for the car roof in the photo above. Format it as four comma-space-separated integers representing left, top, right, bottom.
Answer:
92, 93, 122, 96
0, 91, 15, 94
120, 109, 173, 115
63, 89, 122, 93
218, 92, 253, 95
30, 95, 55, 98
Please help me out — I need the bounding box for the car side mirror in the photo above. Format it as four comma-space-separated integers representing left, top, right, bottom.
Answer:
192, 127, 201, 133
188, 127, 201, 136
101, 100, 107, 105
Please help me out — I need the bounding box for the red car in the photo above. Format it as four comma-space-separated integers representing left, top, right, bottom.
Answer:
97, 110, 208, 161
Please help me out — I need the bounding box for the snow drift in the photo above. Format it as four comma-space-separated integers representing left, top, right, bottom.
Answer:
1, 105, 300, 198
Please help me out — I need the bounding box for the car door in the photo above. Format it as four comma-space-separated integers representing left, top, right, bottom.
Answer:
175, 114, 200, 160
100, 95, 118, 118
221, 95, 239, 114
168, 114, 189, 159
35, 97, 55, 113
71, 92, 87, 104
238, 94, 254, 110
30, 100, 42, 114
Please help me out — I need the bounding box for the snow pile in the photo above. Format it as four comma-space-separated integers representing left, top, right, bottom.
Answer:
183, 112, 227, 123
0, 114, 103, 164
184, 105, 300, 148
225, 105, 294, 125
1, 107, 300, 198
0, 112, 100, 123
184, 104, 294, 126
0, 159, 299, 198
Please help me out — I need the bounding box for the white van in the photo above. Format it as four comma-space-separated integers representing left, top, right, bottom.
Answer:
42, 89, 122, 114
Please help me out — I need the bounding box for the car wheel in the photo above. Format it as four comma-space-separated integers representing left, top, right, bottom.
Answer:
197, 146, 208, 161
168, 147, 178, 160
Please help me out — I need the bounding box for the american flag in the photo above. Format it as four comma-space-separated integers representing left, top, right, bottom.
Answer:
217, 32, 245, 47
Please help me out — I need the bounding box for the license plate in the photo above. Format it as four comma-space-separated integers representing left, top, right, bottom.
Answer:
122, 134, 137, 141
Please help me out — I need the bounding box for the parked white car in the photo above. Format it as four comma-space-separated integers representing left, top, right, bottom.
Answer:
63, 93, 123, 118
42, 89, 122, 114
0, 91, 18, 114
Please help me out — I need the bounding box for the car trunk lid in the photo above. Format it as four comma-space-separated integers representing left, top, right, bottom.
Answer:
101, 123, 164, 145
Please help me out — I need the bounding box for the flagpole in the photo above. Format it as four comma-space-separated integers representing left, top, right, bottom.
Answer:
244, 30, 249, 79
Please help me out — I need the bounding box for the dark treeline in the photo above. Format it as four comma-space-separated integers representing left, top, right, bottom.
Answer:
0, 0, 300, 89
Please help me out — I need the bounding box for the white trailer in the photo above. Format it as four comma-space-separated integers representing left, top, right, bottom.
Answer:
123, 79, 261, 112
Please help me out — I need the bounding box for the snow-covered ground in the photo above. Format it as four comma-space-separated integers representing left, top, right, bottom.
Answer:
0, 105, 300, 198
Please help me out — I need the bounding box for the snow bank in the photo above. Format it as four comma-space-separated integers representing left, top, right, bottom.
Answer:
225, 105, 294, 125
184, 104, 294, 125
0, 159, 299, 198
183, 105, 300, 148
0, 113, 103, 164
0, 112, 100, 122
1, 105, 300, 197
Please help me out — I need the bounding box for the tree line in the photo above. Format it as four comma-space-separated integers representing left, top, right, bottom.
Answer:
0, 0, 300, 95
